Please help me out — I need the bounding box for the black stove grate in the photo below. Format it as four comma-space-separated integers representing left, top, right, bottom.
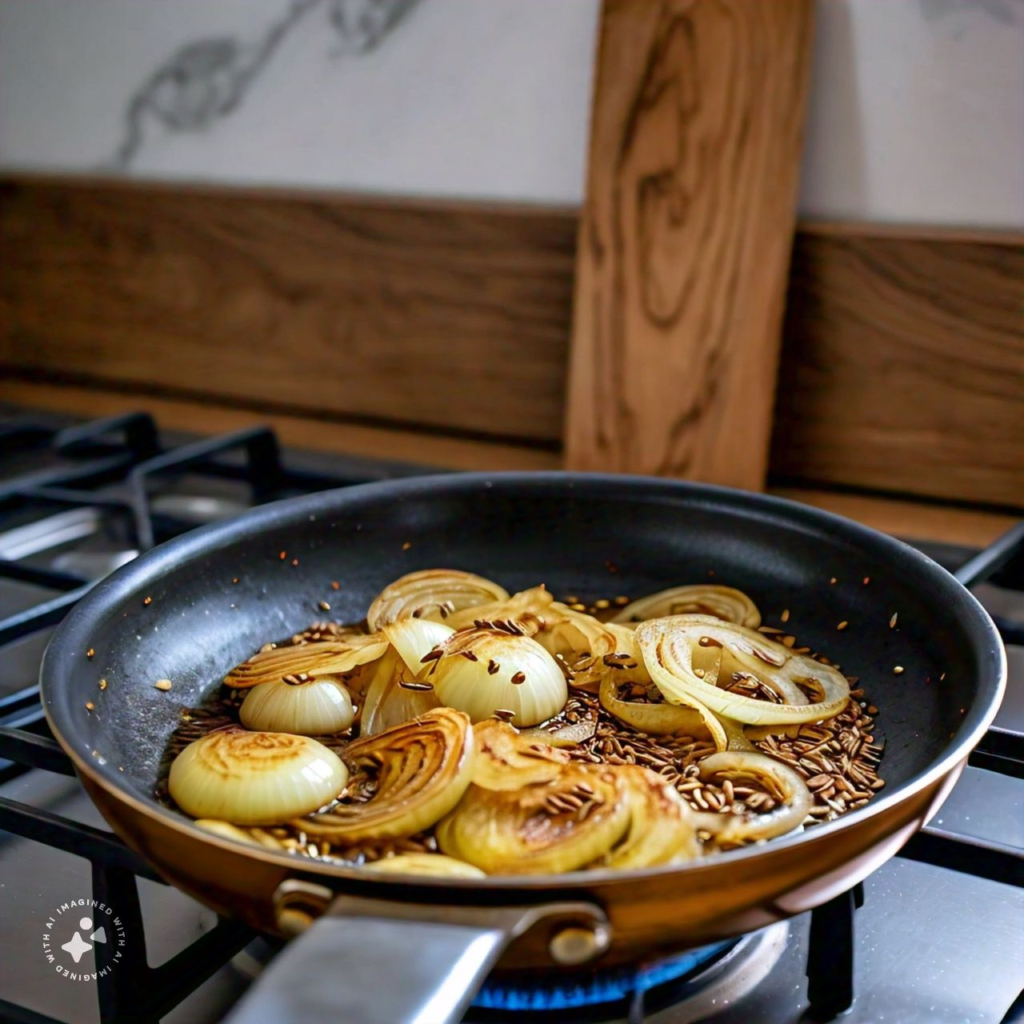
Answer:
0, 411, 1021, 1024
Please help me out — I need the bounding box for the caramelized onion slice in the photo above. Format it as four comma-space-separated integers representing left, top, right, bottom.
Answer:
169, 730, 347, 825
224, 635, 388, 689
364, 853, 485, 879
360, 649, 441, 737
298, 708, 474, 843
427, 624, 567, 727
239, 676, 354, 735
436, 766, 629, 875
614, 586, 761, 629
519, 716, 598, 748
637, 617, 849, 726
694, 751, 812, 845
449, 587, 649, 692
367, 570, 508, 632
472, 719, 570, 790
599, 675, 711, 738
595, 767, 701, 869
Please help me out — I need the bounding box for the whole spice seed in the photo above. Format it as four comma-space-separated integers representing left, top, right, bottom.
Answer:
510, 671, 526, 685
889, 613, 898, 629
85, 701, 95, 712
893, 666, 904, 675
86, 648, 95, 659
143, 596, 152, 606
399, 680, 434, 692
837, 621, 848, 631
781, 609, 790, 623
487, 660, 500, 675
154, 679, 172, 691
319, 601, 331, 612
98, 679, 108, 691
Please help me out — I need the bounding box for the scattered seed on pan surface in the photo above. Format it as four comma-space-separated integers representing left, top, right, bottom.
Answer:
154, 679, 173, 691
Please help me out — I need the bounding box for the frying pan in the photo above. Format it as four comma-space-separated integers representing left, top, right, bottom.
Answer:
40, 473, 1005, 1024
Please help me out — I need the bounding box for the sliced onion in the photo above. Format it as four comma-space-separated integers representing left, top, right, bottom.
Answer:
599, 675, 711, 738
519, 716, 598, 748
594, 767, 701, 869
360, 649, 441, 737
169, 730, 347, 825
367, 569, 508, 632
637, 617, 849, 726
381, 618, 455, 675
614, 586, 761, 628
472, 719, 571, 790
240, 677, 354, 735
427, 624, 567, 727
224, 635, 388, 689
364, 853, 486, 878
449, 587, 648, 693
193, 819, 287, 850
693, 751, 812, 845
436, 766, 629, 874
299, 708, 473, 842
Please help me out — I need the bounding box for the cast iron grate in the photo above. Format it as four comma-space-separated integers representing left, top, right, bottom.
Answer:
0, 413, 1020, 1024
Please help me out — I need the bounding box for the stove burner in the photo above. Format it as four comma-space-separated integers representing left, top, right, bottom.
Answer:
471, 940, 737, 1012
467, 925, 790, 1023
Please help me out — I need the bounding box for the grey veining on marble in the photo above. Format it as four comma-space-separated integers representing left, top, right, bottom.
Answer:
110, 0, 420, 169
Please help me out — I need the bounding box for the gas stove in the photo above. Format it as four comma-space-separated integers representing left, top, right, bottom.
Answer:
0, 409, 1021, 1024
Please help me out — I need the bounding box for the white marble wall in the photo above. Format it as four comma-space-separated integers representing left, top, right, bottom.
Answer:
0, 0, 1021, 227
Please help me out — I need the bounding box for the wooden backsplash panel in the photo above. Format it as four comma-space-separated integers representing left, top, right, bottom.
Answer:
1, 179, 1021, 507
0, 180, 575, 444
771, 227, 1024, 507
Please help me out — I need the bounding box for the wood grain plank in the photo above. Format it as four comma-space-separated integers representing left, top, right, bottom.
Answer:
1, 380, 1010, 545
0, 180, 576, 443
0, 380, 560, 472
564, 0, 815, 488
770, 488, 1018, 549
1, 173, 1022, 507
772, 232, 1024, 506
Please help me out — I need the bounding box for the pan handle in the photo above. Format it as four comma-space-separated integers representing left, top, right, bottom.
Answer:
225, 884, 610, 1024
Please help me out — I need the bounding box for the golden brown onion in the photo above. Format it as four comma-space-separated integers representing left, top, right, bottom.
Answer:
449, 587, 648, 693
598, 675, 711, 738
364, 853, 485, 878
693, 751, 812, 845
224, 635, 388, 689
298, 708, 474, 842
471, 719, 571, 790
360, 648, 441, 737
436, 766, 630, 874
595, 767, 701, 869
239, 676, 355, 735
169, 730, 347, 825
637, 617, 849, 726
367, 570, 508, 632
426, 624, 567, 726
614, 586, 761, 629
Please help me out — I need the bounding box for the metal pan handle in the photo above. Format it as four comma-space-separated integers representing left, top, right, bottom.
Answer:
225, 884, 610, 1024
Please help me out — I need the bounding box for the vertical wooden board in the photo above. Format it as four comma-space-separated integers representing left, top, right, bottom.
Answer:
565, 0, 815, 487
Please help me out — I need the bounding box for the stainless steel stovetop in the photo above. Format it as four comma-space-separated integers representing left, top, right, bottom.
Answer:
0, 409, 1021, 1024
